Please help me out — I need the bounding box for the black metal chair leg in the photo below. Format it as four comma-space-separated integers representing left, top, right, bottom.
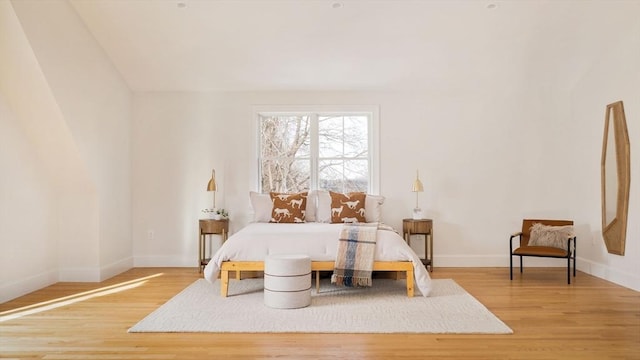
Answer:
574, 246, 577, 277
519, 256, 523, 273
510, 254, 513, 280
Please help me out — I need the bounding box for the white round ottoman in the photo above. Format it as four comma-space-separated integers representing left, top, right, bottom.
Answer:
264, 254, 311, 309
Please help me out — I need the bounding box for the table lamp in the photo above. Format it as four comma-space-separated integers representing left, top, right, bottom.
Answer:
412, 170, 424, 219
207, 169, 217, 209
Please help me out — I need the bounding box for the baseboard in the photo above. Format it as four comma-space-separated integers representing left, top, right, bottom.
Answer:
58, 267, 102, 282
133, 255, 196, 268
576, 258, 640, 291
1, 258, 135, 303
100, 257, 133, 281
0, 269, 58, 304
435, 255, 640, 291
434, 254, 571, 267
434, 255, 504, 267
58, 257, 134, 282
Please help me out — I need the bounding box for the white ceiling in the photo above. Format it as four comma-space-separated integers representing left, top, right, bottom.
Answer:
69, 0, 639, 93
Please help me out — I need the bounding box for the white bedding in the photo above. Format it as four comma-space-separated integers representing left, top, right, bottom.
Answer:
203, 222, 432, 296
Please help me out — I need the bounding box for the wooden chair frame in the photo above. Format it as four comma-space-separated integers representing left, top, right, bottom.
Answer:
509, 219, 577, 284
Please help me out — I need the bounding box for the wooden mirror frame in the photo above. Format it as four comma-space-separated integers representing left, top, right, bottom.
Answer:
601, 101, 630, 255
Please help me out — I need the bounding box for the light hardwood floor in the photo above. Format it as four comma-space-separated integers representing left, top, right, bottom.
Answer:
1, 267, 638, 359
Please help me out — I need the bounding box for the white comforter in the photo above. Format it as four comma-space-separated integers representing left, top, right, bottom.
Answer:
203, 222, 432, 296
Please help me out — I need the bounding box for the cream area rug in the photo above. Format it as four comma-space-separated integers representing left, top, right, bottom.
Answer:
128, 278, 512, 334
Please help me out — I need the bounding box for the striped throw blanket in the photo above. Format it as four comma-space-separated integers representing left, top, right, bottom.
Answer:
331, 222, 378, 287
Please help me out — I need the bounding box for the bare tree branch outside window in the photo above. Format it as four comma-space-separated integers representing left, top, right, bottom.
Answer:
259, 113, 369, 193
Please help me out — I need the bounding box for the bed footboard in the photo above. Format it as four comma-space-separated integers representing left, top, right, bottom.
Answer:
219, 261, 414, 297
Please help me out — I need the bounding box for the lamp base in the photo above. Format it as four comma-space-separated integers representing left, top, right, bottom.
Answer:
412, 208, 424, 220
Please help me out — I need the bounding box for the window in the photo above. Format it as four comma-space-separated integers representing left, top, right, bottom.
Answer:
255, 107, 379, 194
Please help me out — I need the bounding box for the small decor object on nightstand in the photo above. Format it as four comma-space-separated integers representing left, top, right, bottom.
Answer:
214, 208, 228, 220
411, 169, 424, 219
403, 218, 434, 272
201, 208, 229, 220
201, 208, 215, 219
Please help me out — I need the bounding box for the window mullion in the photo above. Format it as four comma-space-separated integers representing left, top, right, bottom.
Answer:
310, 113, 319, 190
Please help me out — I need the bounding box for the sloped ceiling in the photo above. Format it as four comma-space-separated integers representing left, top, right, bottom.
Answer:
69, 0, 639, 92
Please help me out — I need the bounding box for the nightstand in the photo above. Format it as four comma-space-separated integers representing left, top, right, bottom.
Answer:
199, 219, 229, 273
402, 218, 434, 272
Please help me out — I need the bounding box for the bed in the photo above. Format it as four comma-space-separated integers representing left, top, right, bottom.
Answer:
203, 222, 433, 297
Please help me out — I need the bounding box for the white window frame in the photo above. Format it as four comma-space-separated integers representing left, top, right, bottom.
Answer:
251, 105, 380, 194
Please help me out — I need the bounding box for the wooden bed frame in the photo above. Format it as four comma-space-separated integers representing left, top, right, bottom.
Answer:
220, 260, 415, 297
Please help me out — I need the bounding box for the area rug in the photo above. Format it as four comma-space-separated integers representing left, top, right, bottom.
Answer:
128, 278, 512, 334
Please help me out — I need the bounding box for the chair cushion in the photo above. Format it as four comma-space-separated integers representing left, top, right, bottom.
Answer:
528, 223, 574, 250
513, 245, 569, 257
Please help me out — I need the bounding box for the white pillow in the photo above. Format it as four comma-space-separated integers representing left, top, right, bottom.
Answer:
249, 191, 273, 222
316, 190, 384, 223
316, 190, 331, 223
249, 191, 317, 223
306, 190, 317, 222
365, 194, 385, 222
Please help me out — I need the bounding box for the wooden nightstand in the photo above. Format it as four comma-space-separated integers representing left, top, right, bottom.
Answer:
402, 218, 434, 272
199, 219, 229, 273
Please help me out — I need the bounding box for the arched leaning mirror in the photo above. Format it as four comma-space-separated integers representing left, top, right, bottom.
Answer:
601, 100, 630, 255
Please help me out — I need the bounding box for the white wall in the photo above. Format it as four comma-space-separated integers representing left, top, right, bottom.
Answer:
11, 0, 133, 280
131, 87, 567, 269
0, 96, 58, 303
0, 0, 133, 301
131, 92, 229, 266
0, 0, 91, 301
567, 20, 640, 291
130, 48, 639, 291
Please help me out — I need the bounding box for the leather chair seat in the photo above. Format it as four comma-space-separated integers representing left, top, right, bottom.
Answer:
513, 246, 569, 257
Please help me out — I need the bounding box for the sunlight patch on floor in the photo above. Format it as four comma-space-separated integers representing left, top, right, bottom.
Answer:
0, 273, 164, 322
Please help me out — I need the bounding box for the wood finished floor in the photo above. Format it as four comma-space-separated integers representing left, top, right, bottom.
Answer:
1, 267, 639, 360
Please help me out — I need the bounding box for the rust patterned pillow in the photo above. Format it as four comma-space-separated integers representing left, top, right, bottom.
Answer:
329, 191, 366, 223
269, 192, 308, 223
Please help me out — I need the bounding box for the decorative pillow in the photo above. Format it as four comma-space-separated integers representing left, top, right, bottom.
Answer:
250, 191, 316, 223
269, 192, 308, 223
329, 191, 366, 223
528, 223, 575, 250
317, 190, 383, 223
